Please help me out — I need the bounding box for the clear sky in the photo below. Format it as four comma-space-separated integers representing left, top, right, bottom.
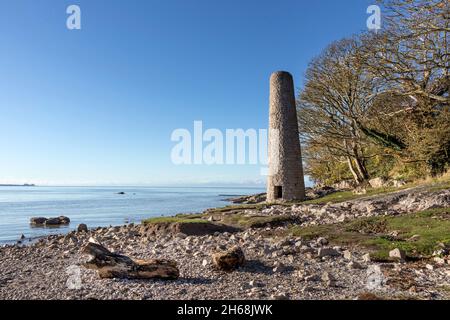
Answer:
0, 0, 373, 186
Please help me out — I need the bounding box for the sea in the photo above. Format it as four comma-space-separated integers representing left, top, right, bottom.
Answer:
0, 186, 264, 244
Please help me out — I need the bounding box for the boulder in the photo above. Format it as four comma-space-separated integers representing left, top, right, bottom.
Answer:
369, 177, 389, 189
45, 216, 70, 226
306, 186, 336, 200
212, 246, 245, 271
30, 217, 48, 225
227, 193, 266, 204
317, 247, 341, 257
145, 221, 239, 237
77, 224, 88, 232
333, 180, 357, 190
343, 250, 352, 260
58, 216, 71, 224
389, 248, 406, 261
391, 179, 406, 188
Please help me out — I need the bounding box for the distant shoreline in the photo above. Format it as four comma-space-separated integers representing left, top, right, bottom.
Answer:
0, 184, 35, 187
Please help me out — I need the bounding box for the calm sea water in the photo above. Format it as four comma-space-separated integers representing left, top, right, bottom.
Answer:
0, 186, 264, 243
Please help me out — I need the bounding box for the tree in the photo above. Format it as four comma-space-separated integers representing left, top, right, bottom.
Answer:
298, 0, 449, 184
365, 0, 449, 104
298, 38, 382, 184
360, 0, 450, 175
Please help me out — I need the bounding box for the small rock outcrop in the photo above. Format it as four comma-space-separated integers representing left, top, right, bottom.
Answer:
143, 221, 239, 237
30, 217, 48, 225
332, 180, 357, 190
369, 177, 389, 189
77, 224, 88, 232
317, 247, 340, 257
227, 193, 266, 204
45, 216, 70, 226
212, 246, 245, 271
305, 186, 336, 200
30, 216, 70, 226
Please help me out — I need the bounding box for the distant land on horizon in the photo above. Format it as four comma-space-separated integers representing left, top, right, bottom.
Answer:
0, 184, 35, 187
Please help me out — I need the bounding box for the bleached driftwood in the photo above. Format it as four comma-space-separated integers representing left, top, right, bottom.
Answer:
82, 242, 179, 280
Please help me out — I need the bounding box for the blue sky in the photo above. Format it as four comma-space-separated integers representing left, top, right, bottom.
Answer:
0, 0, 373, 186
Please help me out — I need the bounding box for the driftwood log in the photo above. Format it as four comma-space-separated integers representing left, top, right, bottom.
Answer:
82, 242, 179, 280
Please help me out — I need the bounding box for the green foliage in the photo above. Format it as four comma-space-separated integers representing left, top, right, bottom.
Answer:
359, 126, 406, 151
142, 216, 208, 224
289, 208, 450, 260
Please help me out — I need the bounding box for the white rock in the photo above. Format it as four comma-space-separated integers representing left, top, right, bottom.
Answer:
317, 237, 328, 246
433, 257, 445, 265
321, 272, 336, 287
343, 250, 352, 260
362, 253, 371, 262
389, 248, 406, 260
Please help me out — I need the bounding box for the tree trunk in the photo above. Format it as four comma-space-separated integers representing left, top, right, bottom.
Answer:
82, 242, 179, 280
354, 156, 369, 181
344, 139, 363, 183
346, 156, 362, 183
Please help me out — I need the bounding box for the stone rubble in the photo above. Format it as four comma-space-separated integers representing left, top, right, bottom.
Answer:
0, 187, 449, 300
0, 221, 449, 300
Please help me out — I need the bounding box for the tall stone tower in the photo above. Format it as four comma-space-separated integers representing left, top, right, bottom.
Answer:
267, 71, 305, 202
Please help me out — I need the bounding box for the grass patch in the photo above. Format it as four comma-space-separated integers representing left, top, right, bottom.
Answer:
296, 174, 450, 205
173, 213, 205, 219
220, 214, 294, 229
289, 208, 450, 260
205, 203, 273, 214
142, 215, 208, 225
439, 285, 450, 298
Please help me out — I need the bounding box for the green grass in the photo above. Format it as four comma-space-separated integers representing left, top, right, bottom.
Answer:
173, 213, 205, 219
439, 285, 450, 299
220, 214, 294, 229
289, 208, 450, 260
295, 175, 450, 205
205, 203, 272, 214
428, 179, 450, 192
142, 216, 209, 225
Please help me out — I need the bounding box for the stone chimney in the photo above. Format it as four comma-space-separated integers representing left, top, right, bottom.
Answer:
267, 71, 305, 202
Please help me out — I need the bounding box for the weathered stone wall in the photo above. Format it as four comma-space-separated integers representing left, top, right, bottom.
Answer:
267, 71, 305, 202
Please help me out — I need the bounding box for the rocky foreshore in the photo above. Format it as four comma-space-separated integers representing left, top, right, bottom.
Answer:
1, 187, 449, 300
